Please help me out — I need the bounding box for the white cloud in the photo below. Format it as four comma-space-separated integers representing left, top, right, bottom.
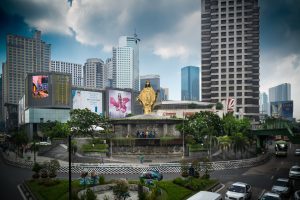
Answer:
150, 11, 201, 60
261, 53, 300, 119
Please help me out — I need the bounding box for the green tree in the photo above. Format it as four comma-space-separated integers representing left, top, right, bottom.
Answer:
230, 132, 249, 159
215, 102, 223, 110
40, 120, 70, 139
201, 127, 218, 160
217, 135, 231, 160
11, 130, 29, 157
68, 108, 106, 137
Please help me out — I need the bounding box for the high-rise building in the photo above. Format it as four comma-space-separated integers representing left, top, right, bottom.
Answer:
160, 87, 169, 101
84, 58, 105, 89
3, 30, 51, 105
50, 61, 83, 87
259, 92, 269, 115
113, 34, 140, 91
181, 66, 200, 101
104, 58, 114, 88
269, 83, 291, 102
201, 0, 260, 120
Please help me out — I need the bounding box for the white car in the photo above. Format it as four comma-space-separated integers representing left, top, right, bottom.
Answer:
289, 165, 300, 179
295, 149, 300, 156
259, 192, 281, 200
225, 182, 252, 200
271, 178, 291, 197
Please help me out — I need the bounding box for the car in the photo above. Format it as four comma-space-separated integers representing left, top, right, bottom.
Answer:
271, 178, 291, 197
295, 149, 300, 156
187, 191, 222, 200
225, 182, 252, 200
259, 192, 281, 200
140, 170, 163, 181
289, 165, 300, 179
294, 190, 300, 200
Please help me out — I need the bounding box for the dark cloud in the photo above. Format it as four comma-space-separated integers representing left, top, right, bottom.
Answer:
260, 0, 300, 55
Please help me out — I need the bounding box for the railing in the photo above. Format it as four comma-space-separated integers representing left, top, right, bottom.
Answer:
1, 149, 270, 175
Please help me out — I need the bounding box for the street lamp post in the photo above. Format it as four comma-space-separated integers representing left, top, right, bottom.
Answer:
68, 134, 72, 200
182, 112, 185, 159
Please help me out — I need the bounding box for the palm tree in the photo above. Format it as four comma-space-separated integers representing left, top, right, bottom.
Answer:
230, 133, 249, 159
217, 135, 231, 160
201, 127, 218, 160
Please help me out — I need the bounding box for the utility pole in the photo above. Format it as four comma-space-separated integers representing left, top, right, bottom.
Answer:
182, 112, 185, 159
68, 134, 72, 200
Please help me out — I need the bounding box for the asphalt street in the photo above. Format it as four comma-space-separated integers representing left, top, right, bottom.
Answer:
0, 143, 299, 200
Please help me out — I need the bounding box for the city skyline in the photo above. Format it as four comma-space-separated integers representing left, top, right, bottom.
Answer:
0, 0, 300, 118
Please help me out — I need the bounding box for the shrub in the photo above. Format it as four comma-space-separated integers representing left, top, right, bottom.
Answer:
113, 179, 130, 200
80, 188, 97, 200
180, 160, 189, 178
194, 171, 200, 178
40, 168, 48, 178
49, 160, 60, 178
173, 177, 185, 186
99, 175, 105, 185
138, 183, 147, 200
32, 163, 42, 174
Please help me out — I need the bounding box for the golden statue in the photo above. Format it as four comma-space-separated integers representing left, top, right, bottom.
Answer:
137, 80, 157, 114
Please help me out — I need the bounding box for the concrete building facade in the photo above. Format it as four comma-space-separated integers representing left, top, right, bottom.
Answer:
201, 0, 260, 120
84, 58, 105, 89
50, 61, 83, 87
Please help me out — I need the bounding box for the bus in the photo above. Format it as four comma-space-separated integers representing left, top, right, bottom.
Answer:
275, 140, 288, 157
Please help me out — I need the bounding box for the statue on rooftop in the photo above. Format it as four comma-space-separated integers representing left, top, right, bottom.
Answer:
137, 80, 157, 114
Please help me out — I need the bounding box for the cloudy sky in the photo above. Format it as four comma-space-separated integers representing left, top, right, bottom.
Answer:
0, 0, 300, 119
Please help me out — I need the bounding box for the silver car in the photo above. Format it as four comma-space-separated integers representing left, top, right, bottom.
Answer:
295, 149, 300, 156
259, 192, 281, 200
225, 182, 252, 200
289, 165, 300, 179
271, 178, 291, 197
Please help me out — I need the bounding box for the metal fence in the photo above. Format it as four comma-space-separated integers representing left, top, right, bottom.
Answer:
1, 151, 270, 175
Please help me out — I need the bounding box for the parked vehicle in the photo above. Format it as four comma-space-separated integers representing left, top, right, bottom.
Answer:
294, 190, 300, 200
295, 149, 300, 156
187, 191, 222, 200
140, 170, 163, 181
225, 182, 252, 200
271, 178, 291, 197
289, 165, 300, 179
259, 191, 281, 200
275, 140, 288, 157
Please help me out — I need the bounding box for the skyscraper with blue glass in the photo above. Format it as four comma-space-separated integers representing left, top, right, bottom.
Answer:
181, 66, 200, 101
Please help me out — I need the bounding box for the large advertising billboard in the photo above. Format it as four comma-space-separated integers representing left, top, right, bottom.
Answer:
109, 90, 132, 118
72, 90, 103, 115
32, 75, 48, 98
271, 101, 293, 120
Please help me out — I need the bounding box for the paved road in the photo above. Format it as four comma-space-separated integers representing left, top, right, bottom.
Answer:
0, 153, 32, 200
0, 143, 299, 200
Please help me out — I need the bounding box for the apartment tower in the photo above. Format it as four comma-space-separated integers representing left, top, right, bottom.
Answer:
201, 0, 260, 120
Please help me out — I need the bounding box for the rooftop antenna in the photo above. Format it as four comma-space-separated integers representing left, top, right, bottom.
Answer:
134, 28, 140, 43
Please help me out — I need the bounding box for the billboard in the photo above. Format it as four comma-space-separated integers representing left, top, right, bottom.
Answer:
271, 101, 293, 120
32, 75, 48, 98
72, 90, 103, 115
109, 90, 132, 118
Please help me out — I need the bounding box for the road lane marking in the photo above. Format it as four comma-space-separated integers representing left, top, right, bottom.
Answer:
17, 184, 26, 200
258, 189, 266, 199
271, 175, 274, 180
215, 184, 225, 193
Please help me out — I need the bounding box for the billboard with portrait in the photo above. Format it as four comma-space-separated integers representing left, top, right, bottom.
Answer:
32, 75, 49, 98
109, 90, 132, 118
72, 90, 103, 115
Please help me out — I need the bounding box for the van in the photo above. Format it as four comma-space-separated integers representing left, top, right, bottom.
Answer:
187, 191, 222, 200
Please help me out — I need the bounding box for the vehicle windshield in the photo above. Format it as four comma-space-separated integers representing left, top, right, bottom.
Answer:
291, 167, 300, 172
228, 185, 245, 193
274, 180, 288, 187
275, 143, 287, 151
261, 195, 280, 200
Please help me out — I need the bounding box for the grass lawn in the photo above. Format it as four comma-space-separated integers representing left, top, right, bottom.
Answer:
26, 179, 83, 200
157, 181, 193, 200
81, 143, 108, 153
